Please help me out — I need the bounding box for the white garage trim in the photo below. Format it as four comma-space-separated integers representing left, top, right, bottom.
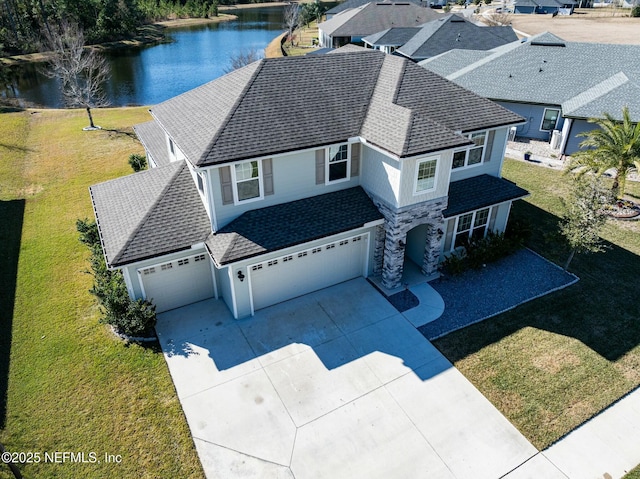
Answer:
247, 232, 370, 315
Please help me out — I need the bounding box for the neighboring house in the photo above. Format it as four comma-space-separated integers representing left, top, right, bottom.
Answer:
420, 32, 640, 155
513, 0, 576, 14
325, 0, 423, 19
317, 2, 440, 48
90, 49, 527, 319
362, 14, 517, 60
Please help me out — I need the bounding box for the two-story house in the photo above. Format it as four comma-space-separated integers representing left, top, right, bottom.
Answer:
90, 49, 527, 319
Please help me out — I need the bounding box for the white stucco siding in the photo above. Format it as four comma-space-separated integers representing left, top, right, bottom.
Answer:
211, 149, 361, 229
360, 145, 401, 207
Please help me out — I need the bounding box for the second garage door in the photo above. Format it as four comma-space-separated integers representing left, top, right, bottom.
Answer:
249, 234, 367, 311
139, 253, 214, 313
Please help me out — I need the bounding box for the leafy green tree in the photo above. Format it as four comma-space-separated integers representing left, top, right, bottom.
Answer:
559, 175, 611, 270
567, 106, 640, 199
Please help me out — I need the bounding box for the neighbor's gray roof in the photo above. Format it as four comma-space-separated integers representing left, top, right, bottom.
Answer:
90, 161, 211, 267
150, 49, 523, 166
319, 2, 439, 38
326, 0, 422, 16
443, 174, 529, 218
362, 27, 421, 47
395, 14, 517, 60
133, 121, 170, 167
515, 0, 576, 7
205, 187, 383, 265
420, 32, 640, 121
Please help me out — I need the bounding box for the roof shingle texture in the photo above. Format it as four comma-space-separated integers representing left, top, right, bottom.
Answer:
90, 162, 211, 267
421, 32, 640, 121
396, 14, 517, 60
151, 49, 523, 165
443, 174, 529, 218
320, 2, 440, 38
326, 0, 422, 16
133, 120, 171, 167
206, 187, 383, 265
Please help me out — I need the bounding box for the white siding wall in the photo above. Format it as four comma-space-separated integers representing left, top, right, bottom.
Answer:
449, 127, 508, 182
211, 149, 361, 229
360, 145, 401, 207
398, 152, 451, 208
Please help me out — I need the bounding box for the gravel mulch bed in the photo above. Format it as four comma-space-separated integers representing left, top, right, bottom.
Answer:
418, 248, 578, 341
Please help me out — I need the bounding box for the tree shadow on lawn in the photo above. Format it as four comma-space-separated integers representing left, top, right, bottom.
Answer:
433, 201, 640, 364
0, 199, 25, 429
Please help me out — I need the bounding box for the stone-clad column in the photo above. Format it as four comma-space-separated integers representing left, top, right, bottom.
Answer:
422, 222, 444, 276
373, 225, 385, 274
381, 222, 406, 290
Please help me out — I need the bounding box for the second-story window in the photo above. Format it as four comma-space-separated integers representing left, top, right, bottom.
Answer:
452, 132, 486, 169
326, 143, 350, 183
234, 160, 261, 202
414, 157, 438, 194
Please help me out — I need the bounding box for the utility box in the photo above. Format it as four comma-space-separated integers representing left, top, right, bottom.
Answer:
550, 129, 562, 150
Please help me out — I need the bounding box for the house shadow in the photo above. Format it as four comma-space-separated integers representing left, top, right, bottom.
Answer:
0, 199, 25, 428
432, 201, 640, 364
157, 280, 451, 384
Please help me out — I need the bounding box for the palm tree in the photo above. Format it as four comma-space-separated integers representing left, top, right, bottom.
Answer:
566, 106, 640, 198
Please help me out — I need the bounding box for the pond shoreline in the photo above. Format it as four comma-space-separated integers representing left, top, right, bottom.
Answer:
0, 14, 238, 66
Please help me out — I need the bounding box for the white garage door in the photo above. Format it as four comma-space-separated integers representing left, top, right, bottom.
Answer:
250, 234, 367, 311
139, 253, 214, 313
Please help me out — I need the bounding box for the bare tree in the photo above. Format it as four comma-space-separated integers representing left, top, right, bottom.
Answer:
223, 49, 261, 73
43, 21, 110, 130
284, 2, 299, 47
482, 12, 512, 25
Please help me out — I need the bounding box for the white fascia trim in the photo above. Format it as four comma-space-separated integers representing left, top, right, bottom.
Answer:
364, 218, 385, 228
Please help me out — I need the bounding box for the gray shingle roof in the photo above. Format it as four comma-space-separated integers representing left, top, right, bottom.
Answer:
396, 14, 517, 61
90, 161, 211, 267
205, 187, 383, 265
515, 0, 576, 7
326, 0, 422, 16
133, 120, 170, 167
150, 49, 523, 165
420, 32, 640, 122
362, 27, 421, 47
319, 2, 440, 38
443, 174, 529, 218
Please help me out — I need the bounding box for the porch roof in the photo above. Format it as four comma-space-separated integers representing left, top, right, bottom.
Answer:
205, 187, 383, 266
443, 174, 529, 218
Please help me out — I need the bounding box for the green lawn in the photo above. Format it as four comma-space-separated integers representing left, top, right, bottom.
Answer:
0, 108, 203, 478
433, 158, 640, 450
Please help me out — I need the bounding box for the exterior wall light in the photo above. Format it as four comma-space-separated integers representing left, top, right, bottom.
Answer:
237, 270, 245, 282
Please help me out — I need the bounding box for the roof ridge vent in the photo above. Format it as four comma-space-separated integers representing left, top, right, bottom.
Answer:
530, 41, 566, 47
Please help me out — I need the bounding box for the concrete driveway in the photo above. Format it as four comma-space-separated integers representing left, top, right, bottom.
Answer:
156, 278, 537, 479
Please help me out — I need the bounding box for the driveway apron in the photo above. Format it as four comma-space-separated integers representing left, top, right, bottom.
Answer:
156, 278, 537, 479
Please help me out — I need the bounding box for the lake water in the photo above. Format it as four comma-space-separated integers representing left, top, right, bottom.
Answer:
2, 6, 286, 108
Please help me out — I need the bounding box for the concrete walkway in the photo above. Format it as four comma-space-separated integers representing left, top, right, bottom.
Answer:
156, 278, 537, 479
